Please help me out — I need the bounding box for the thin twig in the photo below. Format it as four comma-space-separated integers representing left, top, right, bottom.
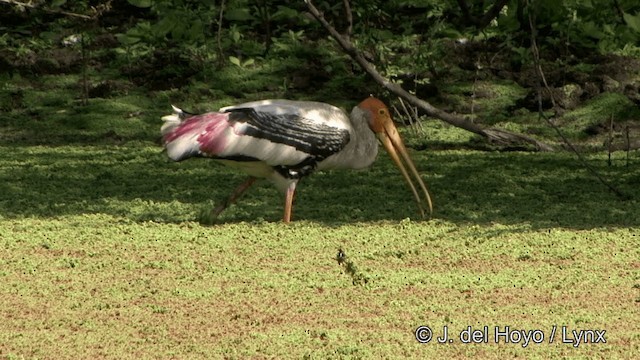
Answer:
608, 114, 613, 166
81, 34, 89, 106
395, 101, 416, 135
410, 69, 425, 133
216, 0, 226, 68
538, 108, 628, 198
526, 0, 629, 200
407, 93, 425, 132
391, 105, 409, 131
470, 56, 481, 121
399, 97, 421, 136
342, 0, 353, 40
527, 5, 555, 109
626, 125, 630, 167
0, 0, 93, 19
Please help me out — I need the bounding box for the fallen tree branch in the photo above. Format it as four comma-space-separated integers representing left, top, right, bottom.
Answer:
304, 0, 554, 151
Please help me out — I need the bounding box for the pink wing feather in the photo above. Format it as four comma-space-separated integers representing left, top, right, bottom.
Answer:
162, 112, 230, 161
161, 106, 315, 166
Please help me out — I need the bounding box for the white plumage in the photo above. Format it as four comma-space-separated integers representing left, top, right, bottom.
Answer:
161, 97, 433, 222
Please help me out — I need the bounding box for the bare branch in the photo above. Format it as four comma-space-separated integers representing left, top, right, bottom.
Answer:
0, 0, 93, 19
304, 0, 553, 151
343, 0, 353, 40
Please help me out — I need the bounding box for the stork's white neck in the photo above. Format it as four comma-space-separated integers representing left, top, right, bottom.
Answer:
317, 106, 379, 170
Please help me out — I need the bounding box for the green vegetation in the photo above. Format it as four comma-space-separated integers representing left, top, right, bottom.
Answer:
1, 0, 640, 358
2, 216, 639, 359
1, 133, 639, 359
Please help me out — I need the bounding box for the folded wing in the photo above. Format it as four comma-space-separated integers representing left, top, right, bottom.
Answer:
162, 100, 351, 168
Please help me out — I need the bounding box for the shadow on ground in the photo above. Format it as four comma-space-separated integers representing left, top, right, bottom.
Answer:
0, 142, 638, 230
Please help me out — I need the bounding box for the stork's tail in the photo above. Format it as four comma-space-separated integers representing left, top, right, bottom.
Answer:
161, 105, 193, 136
161, 105, 227, 162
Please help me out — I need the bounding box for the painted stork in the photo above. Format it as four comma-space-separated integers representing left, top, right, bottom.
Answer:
161, 97, 433, 222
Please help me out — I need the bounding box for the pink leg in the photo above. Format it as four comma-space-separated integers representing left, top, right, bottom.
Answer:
211, 177, 257, 218
283, 181, 297, 223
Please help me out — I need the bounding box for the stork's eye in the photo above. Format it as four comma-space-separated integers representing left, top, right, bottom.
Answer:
378, 109, 387, 116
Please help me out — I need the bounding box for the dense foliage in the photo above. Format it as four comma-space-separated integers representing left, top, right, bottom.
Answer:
2, 0, 639, 92
1, 0, 640, 151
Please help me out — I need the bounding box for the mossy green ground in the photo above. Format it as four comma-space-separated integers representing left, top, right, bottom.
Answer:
1, 74, 639, 358
1, 142, 639, 359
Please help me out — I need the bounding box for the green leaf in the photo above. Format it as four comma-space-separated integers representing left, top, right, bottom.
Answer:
623, 12, 640, 33
580, 21, 605, 39
272, 6, 299, 21
225, 8, 254, 21
229, 56, 241, 67
39, 31, 58, 42
242, 59, 255, 67
51, 0, 67, 7
154, 17, 175, 38
127, 0, 152, 8
188, 20, 205, 43
116, 33, 140, 45
231, 29, 241, 43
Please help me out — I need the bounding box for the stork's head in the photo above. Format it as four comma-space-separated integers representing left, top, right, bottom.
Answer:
357, 97, 433, 218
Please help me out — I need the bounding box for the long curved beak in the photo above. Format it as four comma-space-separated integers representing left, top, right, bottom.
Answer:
377, 121, 433, 218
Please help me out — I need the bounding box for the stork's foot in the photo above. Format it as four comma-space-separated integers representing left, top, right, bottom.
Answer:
203, 177, 257, 223
210, 203, 227, 218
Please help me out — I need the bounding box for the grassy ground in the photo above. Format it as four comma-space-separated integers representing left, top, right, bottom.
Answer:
1, 139, 639, 359
1, 72, 639, 358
